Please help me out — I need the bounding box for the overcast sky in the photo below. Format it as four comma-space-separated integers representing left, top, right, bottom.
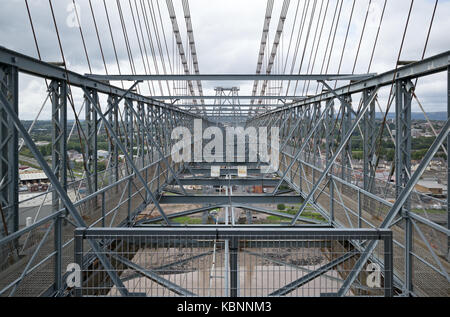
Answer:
0, 0, 449, 120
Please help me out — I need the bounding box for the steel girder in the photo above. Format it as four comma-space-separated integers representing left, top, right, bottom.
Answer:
363, 89, 376, 193
107, 95, 120, 185
158, 195, 304, 205
0, 65, 18, 274
0, 45, 448, 297
252, 51, 450, 120
0, 47, 199, 117
50, 80, 68, 209
85, 88, 99, 195
86, 74, 377, 82
0, 65, 18, 239
0, 87, 131, 296
0, 47, 202, 295
155, 95, 307, 101
75, 227, 394, 297
49, 79, 68, 293
248, 88, 385, 276
82, 88, 172, 225
272, 99, 335, 194
448, 67, 450, 261
338, 115, 450, 296
341, 95, 353, 182
112, 254, 196, 297
395, 79, 414, 295
165, 0, 201, 110
269, 250, 359, 296
170, 178, 283, 186
126, 98, 188, 195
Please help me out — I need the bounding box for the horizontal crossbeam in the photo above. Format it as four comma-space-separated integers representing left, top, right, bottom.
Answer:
135, 204, 223, 224
78, 227, 393, 239
170, 178, 283, 186
158, 195, 304, 204
154, 95, 306, 100
86, 74, 376, 82
174, 104, 290, 108
182, 168, 266, 176
0, 46, 195, 117
257, 50, 450, 117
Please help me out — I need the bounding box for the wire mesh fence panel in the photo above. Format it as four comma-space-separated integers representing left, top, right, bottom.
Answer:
73, 228, 393, 297
280, 157, 449, 296
0, 157, 172, 297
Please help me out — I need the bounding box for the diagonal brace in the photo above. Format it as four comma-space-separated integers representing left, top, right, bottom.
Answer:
82, 87, 171, 225
269, 250, 359, 296
337, 115, 450, 296
272, 99, 335, 194
0, 89, 130, 296
290, 88, 379, 225
127, 100, 188, 195
113, 254, 196, 296
136, 204, 223, 225
101, 81, 143, 120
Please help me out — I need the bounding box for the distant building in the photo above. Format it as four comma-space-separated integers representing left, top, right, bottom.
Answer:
97, 150, 109, 159
35, 141, 50, 147
411, 129, 422, 138
415, 180, 447, 197
19, 171, 48, 185
67, 150, 81, 160
375, 171, 394, 183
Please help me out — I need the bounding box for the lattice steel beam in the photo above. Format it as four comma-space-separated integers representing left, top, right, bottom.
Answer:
0, 65, 18, 239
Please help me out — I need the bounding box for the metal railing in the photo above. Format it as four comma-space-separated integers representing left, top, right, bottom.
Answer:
74, 227, 393, 297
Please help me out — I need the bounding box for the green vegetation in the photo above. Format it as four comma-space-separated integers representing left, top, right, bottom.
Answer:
347, 132, 446, 162
293, 120, 448, 162
19, 160, 40, 169
267, 205, 326, 223
21, 120, 111, 155
412, 149, 429, 161
267, 211, 325, 222
411, 208, 446, 215
19, 120, 111, 174
352, 151, 363, 160
97, 161, 107, 172
171, 216, 203, 224
277, 204, 286, 211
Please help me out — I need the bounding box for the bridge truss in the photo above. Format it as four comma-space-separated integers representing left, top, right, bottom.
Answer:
0, 0, 448, 298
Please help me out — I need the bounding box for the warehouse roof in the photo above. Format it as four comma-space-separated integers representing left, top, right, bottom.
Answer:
19, 173, 48, 181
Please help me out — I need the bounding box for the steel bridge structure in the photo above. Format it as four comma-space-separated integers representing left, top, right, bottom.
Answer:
0, 0, 449, 298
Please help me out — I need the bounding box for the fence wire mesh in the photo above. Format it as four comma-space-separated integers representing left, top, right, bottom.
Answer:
73, 228, 393, 297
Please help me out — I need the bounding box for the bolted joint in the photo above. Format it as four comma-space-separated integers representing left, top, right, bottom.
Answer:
404, 80, 415, 93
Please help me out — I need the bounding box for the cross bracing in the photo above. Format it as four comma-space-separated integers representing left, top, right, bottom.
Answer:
0, 0, 448, 298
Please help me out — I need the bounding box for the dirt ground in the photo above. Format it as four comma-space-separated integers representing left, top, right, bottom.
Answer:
108, 247, 346, 297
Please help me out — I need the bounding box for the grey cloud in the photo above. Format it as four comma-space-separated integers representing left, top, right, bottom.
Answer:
0, 0, 449, 119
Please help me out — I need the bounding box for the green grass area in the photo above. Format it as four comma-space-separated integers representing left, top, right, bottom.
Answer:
19, 160, 40, 169
411, 208, 446, 215
266, 204, 326, 223
171, 216, 203, 225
